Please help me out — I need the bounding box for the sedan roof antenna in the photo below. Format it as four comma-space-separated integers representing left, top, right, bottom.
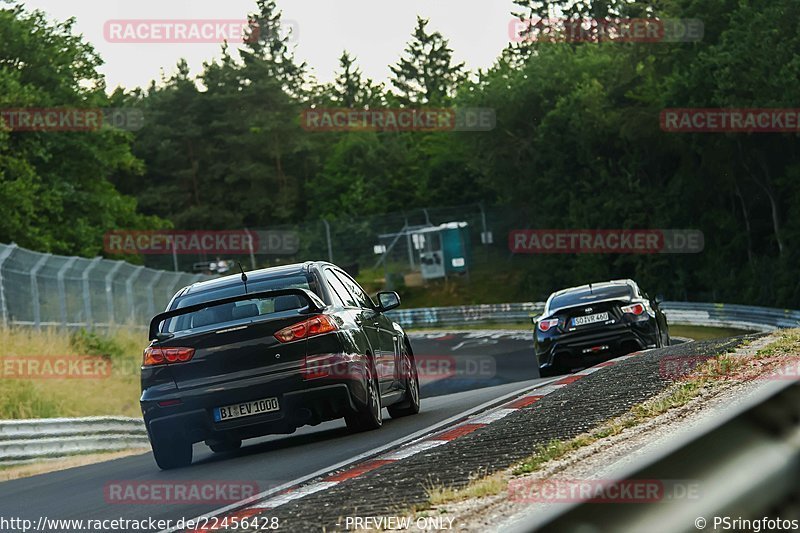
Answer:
589, 283, 593, 294
237, 262, 248, 294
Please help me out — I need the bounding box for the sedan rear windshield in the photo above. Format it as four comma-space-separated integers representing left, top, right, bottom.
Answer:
163, 274, 315, 333
550, 285, 633, 311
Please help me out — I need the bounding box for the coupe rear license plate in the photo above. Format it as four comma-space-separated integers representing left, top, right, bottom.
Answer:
214, 397, 279, 422
572, 312, 609, 326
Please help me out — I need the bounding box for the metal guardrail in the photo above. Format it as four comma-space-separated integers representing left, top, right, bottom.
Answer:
0, 417, 148, 464
387, 302, 544, 328
387, 301, 800, 332
513, 374, 800, 532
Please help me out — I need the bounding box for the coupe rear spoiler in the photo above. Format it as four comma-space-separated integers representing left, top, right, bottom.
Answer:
148, 288, 326, 341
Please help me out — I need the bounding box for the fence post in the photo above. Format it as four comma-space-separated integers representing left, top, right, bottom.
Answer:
126, 266, 146, 324
30, 253, 52, 330
146, 271, 164, 318
166, 276, 182, 304
56, 257, 78, 327
105, 261, 124, 326
0, 243, 18, 326
245, 228, 257, 270
322, 219, 333, 262
81, 257, 102, 328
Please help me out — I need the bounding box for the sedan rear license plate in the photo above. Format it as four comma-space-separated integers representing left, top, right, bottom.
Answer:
214, 397, 279, 422
572, 312, 609, 326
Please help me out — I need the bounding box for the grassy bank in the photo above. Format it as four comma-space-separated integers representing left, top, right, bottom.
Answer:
0, 327, 146, 419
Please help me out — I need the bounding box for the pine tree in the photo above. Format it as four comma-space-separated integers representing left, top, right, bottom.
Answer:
389, 17, 466, 106
331, 51, 385, 108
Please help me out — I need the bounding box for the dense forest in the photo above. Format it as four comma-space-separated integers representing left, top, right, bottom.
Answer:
1, 0, 799, 306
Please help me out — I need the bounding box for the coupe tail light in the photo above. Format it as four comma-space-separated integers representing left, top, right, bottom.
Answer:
275, 315, 338, 343
538, 318, 560, 332
143, 346, 195, 366
621, 303, 646, 315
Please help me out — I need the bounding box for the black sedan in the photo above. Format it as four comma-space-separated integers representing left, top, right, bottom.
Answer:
534, 279, 669, 376
141, 261, 420, 469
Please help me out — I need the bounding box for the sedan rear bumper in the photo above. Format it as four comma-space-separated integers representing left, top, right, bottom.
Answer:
143, 382, 360, 444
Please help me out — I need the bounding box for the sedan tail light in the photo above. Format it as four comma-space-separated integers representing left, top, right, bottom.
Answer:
621, 303, 646, 315
143, 346, 195, 366
275, 315, 338, 343
538, 318, 560, 332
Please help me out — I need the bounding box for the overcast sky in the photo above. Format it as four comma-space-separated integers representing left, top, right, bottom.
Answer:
20, 0, 520, 93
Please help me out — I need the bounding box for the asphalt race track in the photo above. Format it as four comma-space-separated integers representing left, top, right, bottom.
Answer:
0, 331, 545, 529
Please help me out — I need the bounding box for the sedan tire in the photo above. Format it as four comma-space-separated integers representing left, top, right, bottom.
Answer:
345, 357, 382, 432
150, 431, 192, 470
387, 345, 420, 418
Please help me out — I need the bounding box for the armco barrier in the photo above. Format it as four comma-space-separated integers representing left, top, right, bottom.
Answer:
387, 301, 800, 332
0, 417, 148, 464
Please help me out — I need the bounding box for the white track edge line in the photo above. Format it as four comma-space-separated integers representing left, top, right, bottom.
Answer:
158, 376, 562, 532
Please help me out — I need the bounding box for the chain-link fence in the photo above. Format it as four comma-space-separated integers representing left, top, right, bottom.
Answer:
0, 243, 207, 329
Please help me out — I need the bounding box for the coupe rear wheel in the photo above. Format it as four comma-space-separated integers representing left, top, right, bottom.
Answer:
346, 357, 382, 432
388, 345, 420, 418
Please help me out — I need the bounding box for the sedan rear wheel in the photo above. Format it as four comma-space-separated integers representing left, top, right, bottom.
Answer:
345, 357, 382, 432
150, 431, 192, 470
388, 346, 420, 418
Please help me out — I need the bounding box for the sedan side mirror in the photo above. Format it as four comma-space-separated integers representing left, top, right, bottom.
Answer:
653, 294, 665, 305
376, 291, 401, 312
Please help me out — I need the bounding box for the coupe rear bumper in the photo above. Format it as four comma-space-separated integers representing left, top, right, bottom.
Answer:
536, 322, 659, 372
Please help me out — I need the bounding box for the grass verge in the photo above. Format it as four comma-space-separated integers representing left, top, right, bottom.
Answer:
0, 326, 146, 418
